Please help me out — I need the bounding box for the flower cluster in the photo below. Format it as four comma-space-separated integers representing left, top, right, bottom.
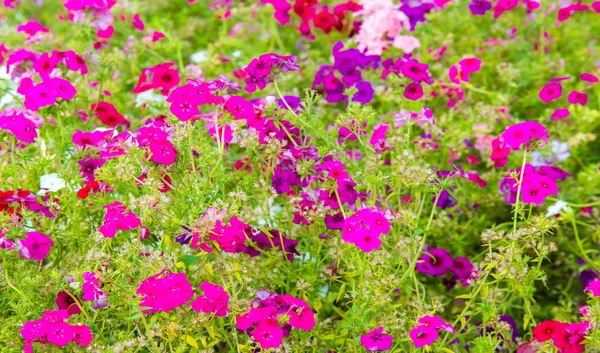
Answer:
490, 121, 549, 168
21, 310, 93, 352
261, 0, 360, 40
416, 247, 476, 286
519, 320, 589, 353
409, 315, 455, 348
0, 108, 43, 143
382, 57, 434, 101
499, 164, 570, 205
99, 201, 141, 238
341, 207, 392, 252
312, 41, 379, 104
236, 291, 316, 349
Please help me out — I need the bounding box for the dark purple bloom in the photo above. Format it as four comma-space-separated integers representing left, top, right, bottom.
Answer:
352, 81, 374, 104
469, 0, 492, 15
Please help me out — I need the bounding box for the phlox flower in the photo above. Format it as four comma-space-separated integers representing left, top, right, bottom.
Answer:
136, 270, 194, 313
148, 139, 178, 165
21, 310, 93, 350
585, 278, 600, 296
416, 247, 454, 276
501, 121, 548, 151
469, 0, 492, 15
0, 108, 43, 144
17, 232, 54, 261
82, 272, 108, 309
132, 62, 180, 95
56, 291, 82, 315
341, 208, 392, 252
99, 201, 141, 238
360, 326, 393, 351
190, 282, 230, 317
236, 291, 316, 350
539, 83, 562, 103
567, 90, 588, 106
410, 315, 453, 348
90, 101, 129, 127
581, 72, 598, 83
552, 322, 586, 353
532, 320, 559, 342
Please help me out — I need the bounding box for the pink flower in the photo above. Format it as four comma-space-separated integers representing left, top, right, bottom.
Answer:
0, 108, 42, 144
288, 305, 316, 331
458, 57, 482, 82
148, 139, 178, 165
72, 325, 93, 347
550, 108, 570, 121
360, 326, 393, 351
46, 321, 74, 347
17, 232, 54, 261
190, 282, 230, 317
99, 202, 141, 238
392, 35, 421, 53
404, 82, 423, 100
47, 77, 77, 100
21, 318, 48, 341
585, 278, 600, 296
137, 270, 194, 313
82, 272, 108, 309
341, 208, 392, 252
501, 121, 548, 150
581, 73, 598, 83
538, 83, 562, 103
132, 14, 145, 31
567, 90, 588, 106
409, 325, 439, 348
252, 322, 283, 349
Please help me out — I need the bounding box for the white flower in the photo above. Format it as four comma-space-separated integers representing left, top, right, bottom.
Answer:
40, 173, 66, 192
552, 140, 570, 162
135, 90, 166, 107
190, 50, 208, 64
546, 200, 567, 218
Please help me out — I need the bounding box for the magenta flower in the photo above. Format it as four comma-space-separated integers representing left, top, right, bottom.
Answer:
17, 232, 54, 261
501, 121, 548, 150
72, 325, 93, 347
538, 83, 562, 103
253, 322, 283, 349
404, 82, 424, 100
46, 321, 74, 347
410, 325, 439, 348
550, 108, 570, 121
148, 139, 178, 165
360, 326, 393, 351
99, 202, 141, 238
136, 270, 194, 313
190, 282, 230, 317
585, 278, 600, 296
21, 318, 48, 341
82, 272, 108, 309
451, 256, 474, 279
341, 208, 392, 252
567, 90, 588, 106
581, 72, 598, 83
0, 108, 43, 144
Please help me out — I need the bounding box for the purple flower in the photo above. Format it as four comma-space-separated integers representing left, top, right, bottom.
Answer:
416, 248, 453, 276
352, 81, 374, 104
469, 0, 492, 15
